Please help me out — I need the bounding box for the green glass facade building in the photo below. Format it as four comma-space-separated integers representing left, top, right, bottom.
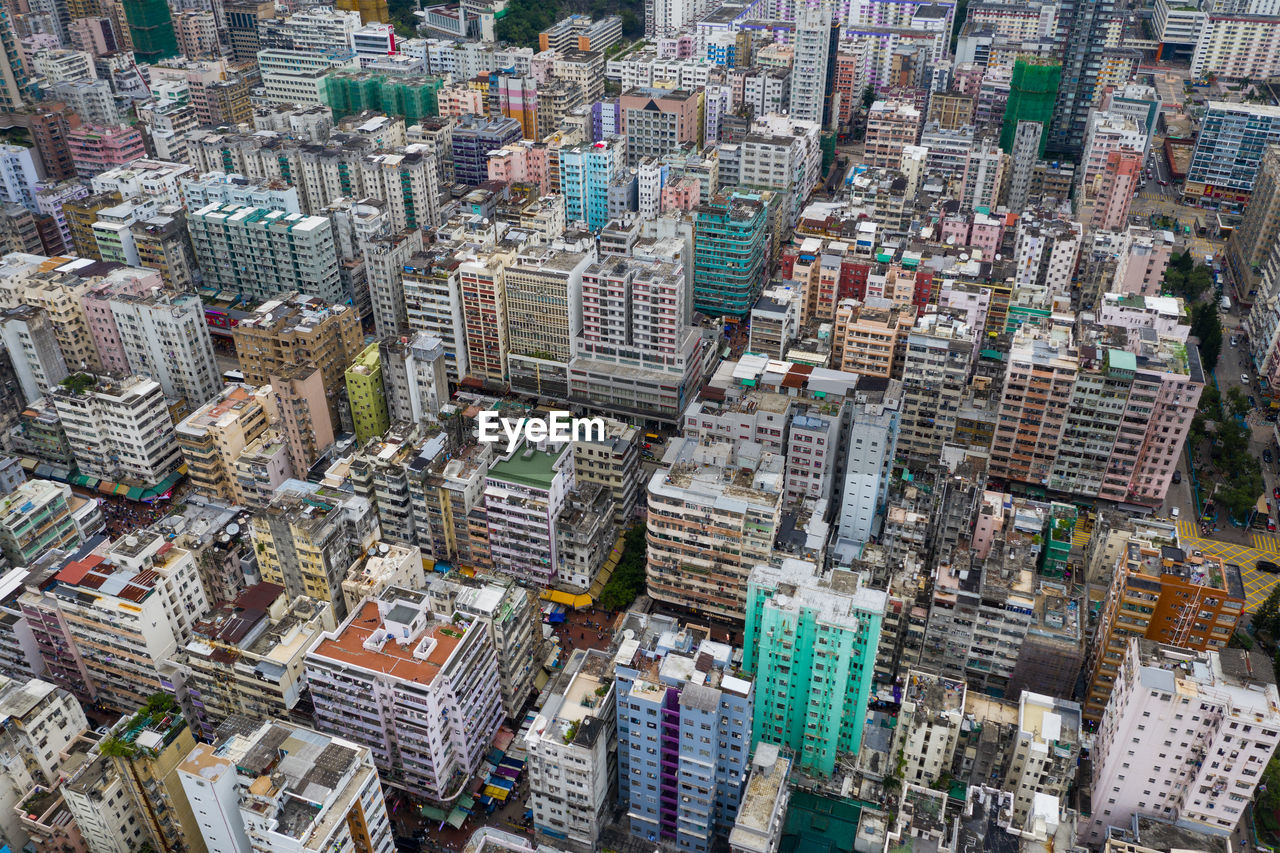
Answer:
122, 0, 179, 64
693, 191, 769, 319
1000, 60, 1062, 157
742, 559, 885, 778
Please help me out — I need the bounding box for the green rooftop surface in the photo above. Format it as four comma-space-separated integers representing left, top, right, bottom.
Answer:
488, 445, 560, 489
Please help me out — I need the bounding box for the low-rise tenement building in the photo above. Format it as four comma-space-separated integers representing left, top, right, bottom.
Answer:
178, 718, 395, 853
526, 646, 616, 853
305, 586, 504, 803
1085, 639, 1280, 843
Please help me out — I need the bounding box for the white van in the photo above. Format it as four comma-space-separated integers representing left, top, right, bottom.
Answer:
1221, 296, 1232, 312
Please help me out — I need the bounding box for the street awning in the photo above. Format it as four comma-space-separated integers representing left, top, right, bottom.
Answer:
98, 481, 118, 495
126, 487, 144, 501
541, 589, 592, 609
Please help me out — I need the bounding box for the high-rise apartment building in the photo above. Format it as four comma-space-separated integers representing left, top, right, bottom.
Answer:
614, 611, 754, 852
1185, 102, 1280, 206
232, 293, 363, 428
176, 583, 334, 738
646, 438, 784, 621
484, 441, 574, 586
791, 0, 837, 128
362, 226, 424, 338
1084, 536, 1245, 721
526, 646, 616, 853
451, 116, 522, 187
345, 342, 390, 443
991, 320, 1202, 506
560, 140, 625, 232
49, 374, 183, 488
121, 0, 178, 63
176, 384, 273, 502
504, 248, 592, 398
694, 192, 769, 318
178, 719, 396, 853
187, 203, 344, 304
1047, 0, 1122, 156
1228, 144, 1280, 289
97, 288, 221, 408
306, 586, 504, 802
836, 395, 902, 549
45, 531, 210, 710
899, 311, 974, 461
1085, 639, 1280, 843
424, 571, 542, 720
620, 87, 703, 166
570, 255, 710, 421
0, 305, 68, 404
378, 333, 450, 427
251, 479, 379, 621
743, 559, 885, 778
0, 479, 82, 567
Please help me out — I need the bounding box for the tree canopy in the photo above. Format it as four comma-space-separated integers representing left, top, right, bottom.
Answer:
598, 524, 647, 611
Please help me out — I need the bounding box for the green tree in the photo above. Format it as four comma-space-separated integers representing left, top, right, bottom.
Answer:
598, 524, 648, 611
1257, 586, 1280, 646
1228, 386, 1251, 417
1191, 302, 1223, 371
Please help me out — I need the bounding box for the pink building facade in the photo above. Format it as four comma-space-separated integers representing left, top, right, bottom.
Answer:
67, 124, 145, 179
81, 267, 163, 375
1089, 150, 1142, 231
660, 177, 700, 212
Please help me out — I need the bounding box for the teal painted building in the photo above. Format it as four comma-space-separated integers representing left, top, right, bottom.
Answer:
742, 559, 886, 778
693, 191, 769, 319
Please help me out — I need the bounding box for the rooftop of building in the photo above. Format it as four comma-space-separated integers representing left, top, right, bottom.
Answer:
202, 719, 367, 840
487, 443, 565, 490
1018, 691, 1081, 748
176, 384, 263, 435
728, 744, 791, 851
532, 647, 613, 750
750, 559, 888, 624
309, 589, 469, 686
1123, 817, 1231, 853
1135, 640, 1280, 719
1124, 539, 1245, 599
902, 669, 966, 715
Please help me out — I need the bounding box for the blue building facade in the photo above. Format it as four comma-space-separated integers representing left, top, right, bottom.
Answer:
560, 139, 624, 232
613, 612, 754, 853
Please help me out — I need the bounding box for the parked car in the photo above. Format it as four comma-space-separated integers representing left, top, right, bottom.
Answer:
1231, 336, 1239, 347
1173, 471, 1182, 484
1265, 448, 1274, 464
1258, 560, 1280, 573
1242, 373, 1251, 385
